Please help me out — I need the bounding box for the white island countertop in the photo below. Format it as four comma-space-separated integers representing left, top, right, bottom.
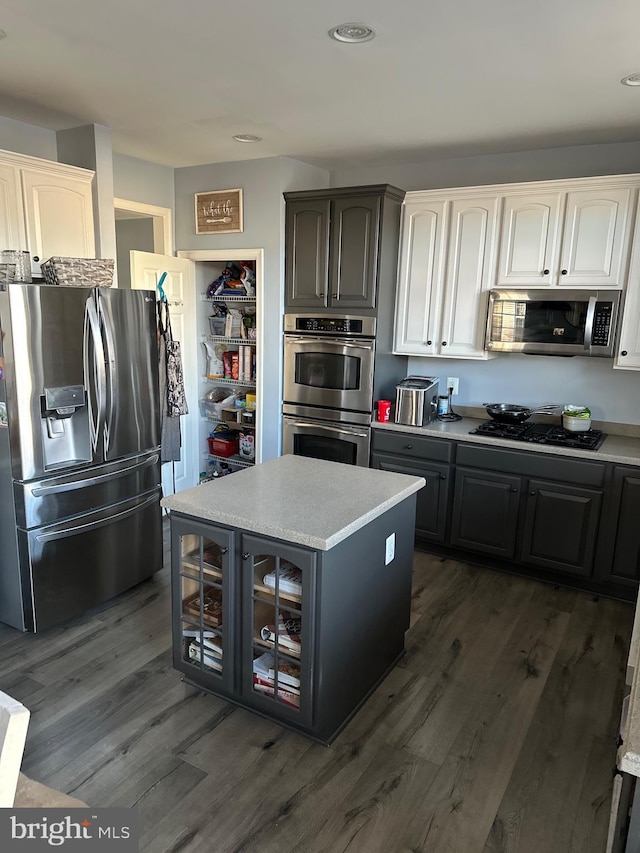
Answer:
161, 455, 425, 551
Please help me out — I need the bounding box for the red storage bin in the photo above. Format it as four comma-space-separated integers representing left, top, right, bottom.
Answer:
207, 435, 239, 457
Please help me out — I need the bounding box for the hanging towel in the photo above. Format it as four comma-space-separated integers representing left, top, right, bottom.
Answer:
162, 300, 189, 417
158, 301, 182, 463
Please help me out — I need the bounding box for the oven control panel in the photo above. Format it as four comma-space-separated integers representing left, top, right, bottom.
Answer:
284, 313, 376, 337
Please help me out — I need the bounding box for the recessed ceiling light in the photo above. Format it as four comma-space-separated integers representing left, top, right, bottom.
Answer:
621, 73, 640, 87
328, 22, 376, 43
232, 134, 262, 143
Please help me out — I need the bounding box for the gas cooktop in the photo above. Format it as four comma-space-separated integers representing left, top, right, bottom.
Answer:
469, 420, 607, 450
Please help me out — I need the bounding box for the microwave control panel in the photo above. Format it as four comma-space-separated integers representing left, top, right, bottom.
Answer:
593, 303, 613, 347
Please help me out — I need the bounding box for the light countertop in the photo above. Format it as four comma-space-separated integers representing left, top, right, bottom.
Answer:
161, 454, 425, 551
372, 418, 640, 466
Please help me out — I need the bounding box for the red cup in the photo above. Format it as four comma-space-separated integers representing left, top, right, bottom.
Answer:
377, 400, 391, 422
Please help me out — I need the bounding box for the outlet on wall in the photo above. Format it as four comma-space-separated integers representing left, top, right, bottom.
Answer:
385, 533, 395, 565
446, 377, 459, 396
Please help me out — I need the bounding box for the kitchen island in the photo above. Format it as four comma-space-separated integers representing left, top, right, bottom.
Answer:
161, 454, 425, 743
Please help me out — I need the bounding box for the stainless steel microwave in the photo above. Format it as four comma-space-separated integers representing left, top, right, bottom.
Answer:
485, 289, 622, 357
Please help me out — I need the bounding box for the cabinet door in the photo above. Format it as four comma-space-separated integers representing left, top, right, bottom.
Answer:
450, 467, 521, 558
520, 479, 602, 576
285, 198, 330, 309
371, 453, 450, 543
559, 188, 632, 288
616, 206, 640, 370
605, 467, 640, 585
21, 168, 95, 273
329, 194, 380, 309
241, 534, 315, 728
172, 519, 235, 693
0, 163, 25, 252
496, 192, 562, 287
440, 196, 498, 358
393, 199, 447, 355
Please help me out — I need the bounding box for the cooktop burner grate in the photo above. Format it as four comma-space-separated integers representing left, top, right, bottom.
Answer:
469, 421, 606, 450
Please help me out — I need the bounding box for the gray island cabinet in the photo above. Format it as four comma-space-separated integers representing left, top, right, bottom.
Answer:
161, 455, 424, 744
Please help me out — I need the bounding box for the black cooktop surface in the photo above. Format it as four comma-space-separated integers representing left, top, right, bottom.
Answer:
469, 420, 607, 450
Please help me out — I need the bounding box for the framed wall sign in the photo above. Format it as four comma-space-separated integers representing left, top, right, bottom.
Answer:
195, 188, 243, 234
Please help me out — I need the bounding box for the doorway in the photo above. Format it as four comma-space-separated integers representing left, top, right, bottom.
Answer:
113, 198, 173, 288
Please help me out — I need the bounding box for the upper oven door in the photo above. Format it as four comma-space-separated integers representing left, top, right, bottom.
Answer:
485, 289, 621, 357
283, 335, 375, 413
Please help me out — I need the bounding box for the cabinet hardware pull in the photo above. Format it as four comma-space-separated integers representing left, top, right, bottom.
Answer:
511, 488, 518, 493
440, 474, 446, 480
441, 341, 447, 347
426, 339, 432, 346
543, 268, 549, 275
405, 444, 413, 449
33, 256, 40, 263
220, 547, 228, 554
621, 350, 628, 356
242, 552, 250, 560
529, 491, 536, 496
332, 293, 338, 299
561, 269, 568, 275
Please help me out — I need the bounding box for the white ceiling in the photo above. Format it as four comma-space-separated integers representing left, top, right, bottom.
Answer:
2, 0, 640, 170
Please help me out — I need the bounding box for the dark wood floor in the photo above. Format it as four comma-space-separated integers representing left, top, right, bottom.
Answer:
0, 528, 633, 853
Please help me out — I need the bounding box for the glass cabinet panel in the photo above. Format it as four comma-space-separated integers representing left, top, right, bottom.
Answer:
251, 553, 303, 712
178, 533, 227, 678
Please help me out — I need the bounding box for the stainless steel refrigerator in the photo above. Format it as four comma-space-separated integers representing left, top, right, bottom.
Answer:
0, 283, 162, 632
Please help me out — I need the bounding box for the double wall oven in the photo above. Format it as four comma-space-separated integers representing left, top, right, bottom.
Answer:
282, 314, 376, 466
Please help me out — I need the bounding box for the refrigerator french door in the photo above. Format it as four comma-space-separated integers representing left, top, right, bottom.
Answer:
0, 283, 161, 632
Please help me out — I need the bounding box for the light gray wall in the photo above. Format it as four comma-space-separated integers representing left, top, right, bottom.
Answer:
115, 218, 155, 288
113, 152, 175, 210
331, 140, 640, 191
0, 115, 57, 160
334, 141, 640, 426
174, 155, 330, 460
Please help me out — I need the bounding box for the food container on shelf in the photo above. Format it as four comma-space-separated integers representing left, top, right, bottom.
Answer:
207, 433, 239, 457
562, 405, 592, 432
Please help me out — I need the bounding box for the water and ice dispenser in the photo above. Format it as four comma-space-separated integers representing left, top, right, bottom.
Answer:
40, 384, 91, 469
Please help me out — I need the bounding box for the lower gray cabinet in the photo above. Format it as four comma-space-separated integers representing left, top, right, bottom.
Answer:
601, 466, 640, 587
521, 479, 602, 576
450, 467, 521, 558
371, 453, 450, 542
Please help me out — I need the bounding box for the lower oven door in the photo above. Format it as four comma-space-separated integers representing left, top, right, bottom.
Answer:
283, 335, 375, 413
282, 415, 370, 467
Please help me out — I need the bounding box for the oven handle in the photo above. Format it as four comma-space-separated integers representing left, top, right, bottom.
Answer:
284, 336, 375, 349
291, 421, 370, 438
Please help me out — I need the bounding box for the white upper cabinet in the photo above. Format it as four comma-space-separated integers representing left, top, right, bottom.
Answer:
0, 150, 95, 276
497, 184, 634, 289
394, 194, 498, 359
496, 192, 562, 286
616, 207, 640, 370
21, 168, 95, 269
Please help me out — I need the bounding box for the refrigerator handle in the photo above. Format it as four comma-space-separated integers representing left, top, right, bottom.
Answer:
34, 492, 159, 543
84, 294, 107, 453
99, 294, 117, 452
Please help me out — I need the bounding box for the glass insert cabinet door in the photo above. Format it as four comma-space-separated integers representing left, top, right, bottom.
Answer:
241, 534, 315, 728
172, 520, 234, 690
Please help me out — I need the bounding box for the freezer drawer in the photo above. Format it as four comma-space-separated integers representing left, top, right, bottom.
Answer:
19, 488, 162, 632
14, 451, 161, 529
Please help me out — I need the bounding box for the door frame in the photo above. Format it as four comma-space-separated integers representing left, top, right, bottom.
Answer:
177, 248, 264, 466
114, 198, 174, 255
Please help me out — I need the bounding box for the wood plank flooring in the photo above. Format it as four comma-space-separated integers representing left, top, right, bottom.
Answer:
0, 528, 633, 853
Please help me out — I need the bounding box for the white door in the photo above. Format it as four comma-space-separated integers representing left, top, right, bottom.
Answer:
393, 200, 447, 355
496, 192, 563, 286
20, 168, 95, 276
440, 196, 498, 359
130, 251, 199, 496
559, 188, 633, 288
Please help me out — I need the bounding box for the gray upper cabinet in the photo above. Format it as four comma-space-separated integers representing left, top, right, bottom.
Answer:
285, 185, 405, 312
